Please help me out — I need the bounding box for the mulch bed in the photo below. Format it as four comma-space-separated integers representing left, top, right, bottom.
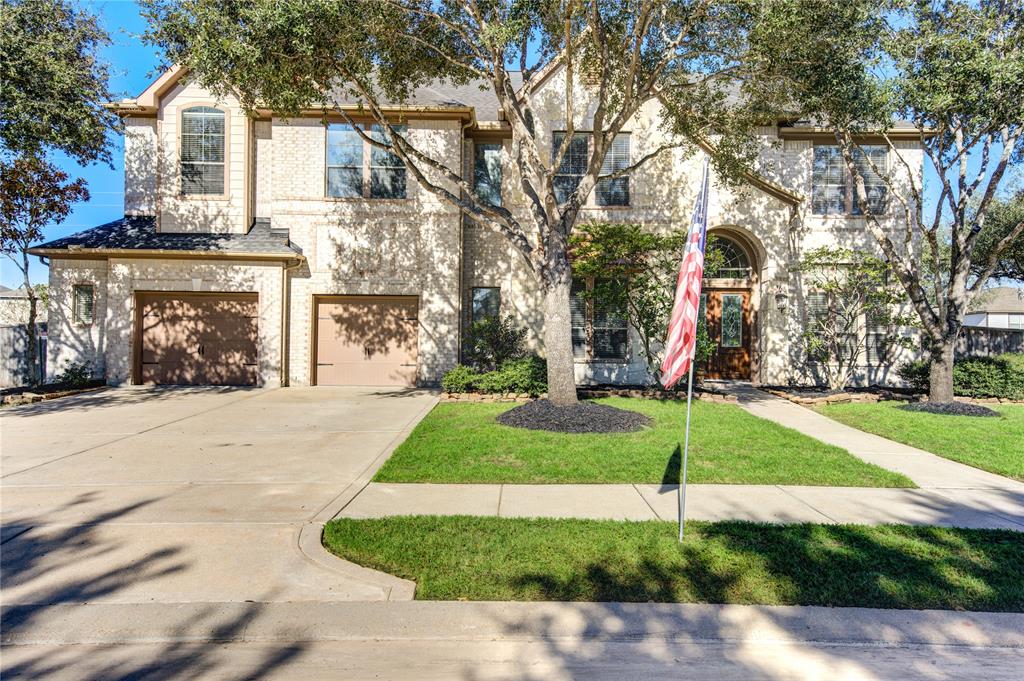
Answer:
496, 398, 652, 433
900, 401, 1000, 417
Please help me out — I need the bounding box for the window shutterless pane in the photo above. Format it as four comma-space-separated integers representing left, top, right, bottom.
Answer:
180, 107, 225, 195
73, 285, 94, 325
326, 124, 364, 198
592, 279, 628, 359
474, 143, 503, 207
851, 146, 888, 215
471, 287, 501, 322
811, 146, 846, 215
370, 124, 407, 199
552, 133, 588, 204
570, 278, 588, 359
596, 134, 630, 206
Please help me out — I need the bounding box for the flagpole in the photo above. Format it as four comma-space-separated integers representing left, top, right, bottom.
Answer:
679, 355, 696, 542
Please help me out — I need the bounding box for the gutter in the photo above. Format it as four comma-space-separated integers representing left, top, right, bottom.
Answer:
280, 257, 303, 387
27, 247, 305, 264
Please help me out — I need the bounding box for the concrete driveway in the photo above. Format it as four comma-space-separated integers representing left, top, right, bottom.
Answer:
0, 386, 436, 605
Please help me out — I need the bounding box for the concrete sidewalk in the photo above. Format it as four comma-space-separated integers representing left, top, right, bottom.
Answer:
338, 481, 1024, 528
4, 601, 1022, 680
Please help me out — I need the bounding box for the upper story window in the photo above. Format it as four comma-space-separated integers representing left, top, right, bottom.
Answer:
812, 144, 888, 216
326, 123, 408, 199
180, 106, 225, 196
474, 143, 503, 207
571, 277, 628, 361
552, 132, 631, 206
72, 284, 94, 325
1008, 313, 1024, 330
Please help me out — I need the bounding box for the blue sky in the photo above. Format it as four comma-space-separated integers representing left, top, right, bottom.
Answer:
1, 0, 159, 288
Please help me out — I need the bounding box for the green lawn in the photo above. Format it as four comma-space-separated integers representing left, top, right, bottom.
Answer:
819, 402, 1024, 481
375, 398, 913, 487
323, 516, 1024, 611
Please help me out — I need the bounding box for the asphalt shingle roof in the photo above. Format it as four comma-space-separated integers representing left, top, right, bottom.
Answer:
329, 73, 524, 122
32, 217, 301, 258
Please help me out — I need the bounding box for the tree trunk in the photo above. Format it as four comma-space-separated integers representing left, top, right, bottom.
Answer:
542, 273, 579, 406
22, 252, 39, 386
928, 339, 956, 403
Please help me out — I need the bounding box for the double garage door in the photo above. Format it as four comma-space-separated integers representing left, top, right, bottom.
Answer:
314, 296, 418, 387
136, 292, 259, 386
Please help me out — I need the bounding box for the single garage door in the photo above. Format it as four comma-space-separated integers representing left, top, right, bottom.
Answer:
136, 292, 259, 385
315, 296, 418, 386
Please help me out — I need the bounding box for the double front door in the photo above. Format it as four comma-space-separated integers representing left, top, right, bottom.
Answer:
700, 288, 752, 380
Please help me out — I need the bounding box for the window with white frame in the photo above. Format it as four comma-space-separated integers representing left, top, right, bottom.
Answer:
571, 277, 628, 360
552, 132, 631, 206
812, 144, 888, 215
72, 284, 94, 325
865, 310, 890, 365
180, 106, 225, 195
326, 123, 407, 199
474, 143, 502, 207
1008, 313, 1024, 330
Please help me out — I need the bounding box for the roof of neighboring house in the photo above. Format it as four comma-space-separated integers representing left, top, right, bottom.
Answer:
0, 285, 29, 299
28, 216, 303, 262
969, 286, 1024, 314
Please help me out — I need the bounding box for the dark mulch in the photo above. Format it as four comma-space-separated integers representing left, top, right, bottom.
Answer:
0, 379, 105, 397
900, 401, 1000, 417
496, 399, 652, 433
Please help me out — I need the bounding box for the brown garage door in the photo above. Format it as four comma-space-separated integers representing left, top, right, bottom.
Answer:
315, 296, 418, 387
136, 293, 259, 386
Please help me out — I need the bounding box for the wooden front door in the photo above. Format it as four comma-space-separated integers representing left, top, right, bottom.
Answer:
701, 288, 753, 380
136, 293, 259, 385
314, 296, 419, 387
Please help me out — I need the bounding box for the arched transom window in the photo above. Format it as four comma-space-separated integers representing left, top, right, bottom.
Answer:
180, 106, 225, 195
708, 235, 752, 279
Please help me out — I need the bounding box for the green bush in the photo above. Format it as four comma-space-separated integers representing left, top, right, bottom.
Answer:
54, 360, 93, 389
898, 353, 1024, 400
462, 315, 527, 372
475, 356, 548, 395
441, 364, 479, 393
441, 356, 548, 396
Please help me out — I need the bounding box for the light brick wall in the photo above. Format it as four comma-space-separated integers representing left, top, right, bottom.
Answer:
46, 258, 284, 386
155, 79, 250, 234
124, 117, 158, 216
271, 117, 464, 386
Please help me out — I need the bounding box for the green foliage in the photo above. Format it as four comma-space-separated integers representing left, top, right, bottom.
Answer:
899, 354, 1024, 401
462, 315, 527, 372
442, 356, 548, 396
0, 0, 119, 165
569, 223, 723, 383
797, 247, 913, 391
971, 192, 1024, 282
440, 364, 479, 393
54, 360, 92, 389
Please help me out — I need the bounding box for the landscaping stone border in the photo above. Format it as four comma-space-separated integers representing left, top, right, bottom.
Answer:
761, 387, 1024, 407
1, 384, 108, 407
440, 387, 737, 404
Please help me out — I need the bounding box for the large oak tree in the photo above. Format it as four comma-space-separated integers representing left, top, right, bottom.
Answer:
142, 0, 804, 405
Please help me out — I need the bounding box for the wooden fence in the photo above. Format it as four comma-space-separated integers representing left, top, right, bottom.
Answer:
1, 324, 46, 388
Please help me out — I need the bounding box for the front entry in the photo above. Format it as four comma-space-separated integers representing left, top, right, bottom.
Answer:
314, 296, 419, 387
701, 288, 753, 380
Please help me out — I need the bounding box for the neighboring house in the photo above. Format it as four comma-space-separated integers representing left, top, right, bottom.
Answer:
0, 285, 32, 326
30, 65, 923, 388
964, 287, 1024, 330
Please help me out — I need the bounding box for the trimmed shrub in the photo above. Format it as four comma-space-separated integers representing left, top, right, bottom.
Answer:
475, 356, 548, 396
462, 315, 527, 372
54, 361, 92, 389
441, 364, 479, 393
898, 353, 1024, 400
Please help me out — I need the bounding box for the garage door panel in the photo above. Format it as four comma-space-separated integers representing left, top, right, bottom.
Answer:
315, 296, 418, 387
136, 293, 258, 386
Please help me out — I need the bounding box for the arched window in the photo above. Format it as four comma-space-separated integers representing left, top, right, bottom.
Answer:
180, 106, 225, 195
708, 235, 752, 278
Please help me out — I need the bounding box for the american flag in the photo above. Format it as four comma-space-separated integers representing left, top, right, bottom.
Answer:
660, 158, 710, 389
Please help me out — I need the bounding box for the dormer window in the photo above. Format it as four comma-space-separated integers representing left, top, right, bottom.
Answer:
180, 107, 225, 196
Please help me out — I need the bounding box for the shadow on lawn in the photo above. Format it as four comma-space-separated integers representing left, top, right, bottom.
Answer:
660, 444, 682, 485
458, 521, 1024, 680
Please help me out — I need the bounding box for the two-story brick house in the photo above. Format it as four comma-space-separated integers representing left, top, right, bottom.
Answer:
31, 65, 922, 389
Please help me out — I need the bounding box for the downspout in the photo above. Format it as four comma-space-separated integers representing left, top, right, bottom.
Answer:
456, 111, 477, 364
280, 257, 302, 387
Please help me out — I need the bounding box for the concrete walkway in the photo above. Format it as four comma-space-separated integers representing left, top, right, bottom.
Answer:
339, 386, 1024, 529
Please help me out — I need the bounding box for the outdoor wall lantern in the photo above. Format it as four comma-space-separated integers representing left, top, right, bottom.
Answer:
774, 288, 789, 313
